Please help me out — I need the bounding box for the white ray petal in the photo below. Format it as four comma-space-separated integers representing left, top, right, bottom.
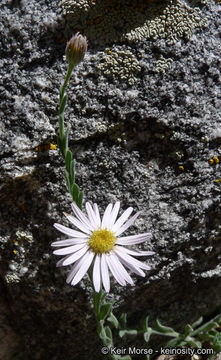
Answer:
64, 213, 91, 234
93, 203, 101, 228
112, 207, 133, 232
121, 248, 155, 257
51, 238, 88, 247
115, 246, 151, 270
93, 255, 101, 293
106, 254, 126, 286
115, 233, 152, 245
101, 203, 113, 228
71, 251, 94, 285
86, 202, 99, 228
114, 250, 146, 277
109, 201, 120, 227
56, 254, 72, 267
54, 223, 88, 238
66, 257, 84, 284
71, 202, 94, 230
62, 245, 89, 266
53, 243, 85, 256
101, 254, 110, 293
115, 211, 141, 236
110, 254, 134, 285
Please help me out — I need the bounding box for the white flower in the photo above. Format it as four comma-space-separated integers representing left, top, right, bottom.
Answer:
52, 202, 154, 293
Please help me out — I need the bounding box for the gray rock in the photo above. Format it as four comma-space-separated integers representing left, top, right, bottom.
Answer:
0, 0, 220, 359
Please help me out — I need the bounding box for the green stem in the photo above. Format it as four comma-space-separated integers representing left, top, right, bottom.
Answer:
57, 63, 83, 209
59, 64, 73, 140
60, 64, 74, 104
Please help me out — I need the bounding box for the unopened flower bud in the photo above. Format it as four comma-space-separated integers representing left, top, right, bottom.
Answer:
65, 33, 87, 67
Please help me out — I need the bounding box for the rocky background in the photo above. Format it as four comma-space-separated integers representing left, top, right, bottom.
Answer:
0, 0, 221, 359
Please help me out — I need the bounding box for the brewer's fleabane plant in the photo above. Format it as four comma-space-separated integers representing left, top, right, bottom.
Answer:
52, 201, 154, 292
51, 32, 221, 360
52, 32, 156, 359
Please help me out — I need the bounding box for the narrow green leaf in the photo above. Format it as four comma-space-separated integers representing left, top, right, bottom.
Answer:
72, 183, 79, 203
100, 291, 107, 305
69, 159, 75, 184
143, 316, 149, 332
185, 336, 202, 348
213, 333, 221, 352
155, 319, 179, 336
144, 328, 152, 342
184, 324, 193, 337
192, 317, 203, 329
192, 321, 219, 336
57, 136, 63, 155
166, 338, 181, 348
65, 149, 72, 172
98, 303, 112, 321
98, 322, 112, 346
93, 291, 101, 317
120, 313, 127, 329
104, 326, 113, 341
78, 190, 83, 210
208, 329, 218, 337
107, 312, 119, 329
119, 329, 137, 338
58, 135, 66, 158
65, 170, 71, 192
64, 128, 69, 154
98, 320, 106, 339
59, 113, 64, 139
59, 94, 67, 115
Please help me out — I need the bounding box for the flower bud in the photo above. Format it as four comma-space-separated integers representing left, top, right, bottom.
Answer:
65, 33, 87, 67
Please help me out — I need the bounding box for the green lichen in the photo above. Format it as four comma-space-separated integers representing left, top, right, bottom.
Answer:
60, 0, 208, 45
98, 48, 141, 85
156, 55, 173, 74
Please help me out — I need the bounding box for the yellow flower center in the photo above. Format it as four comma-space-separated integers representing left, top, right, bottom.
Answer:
89, 228, 116, 254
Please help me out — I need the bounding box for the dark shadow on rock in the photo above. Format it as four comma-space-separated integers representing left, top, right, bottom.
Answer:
4, 278, 103, 360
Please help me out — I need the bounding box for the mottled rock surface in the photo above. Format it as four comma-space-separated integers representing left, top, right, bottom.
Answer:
0, 0, 220, 359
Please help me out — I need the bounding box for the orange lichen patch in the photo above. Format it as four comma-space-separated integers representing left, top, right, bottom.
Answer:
34, 143, 56, 152
209, 156, 220, 165
213, 156, 219, 164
